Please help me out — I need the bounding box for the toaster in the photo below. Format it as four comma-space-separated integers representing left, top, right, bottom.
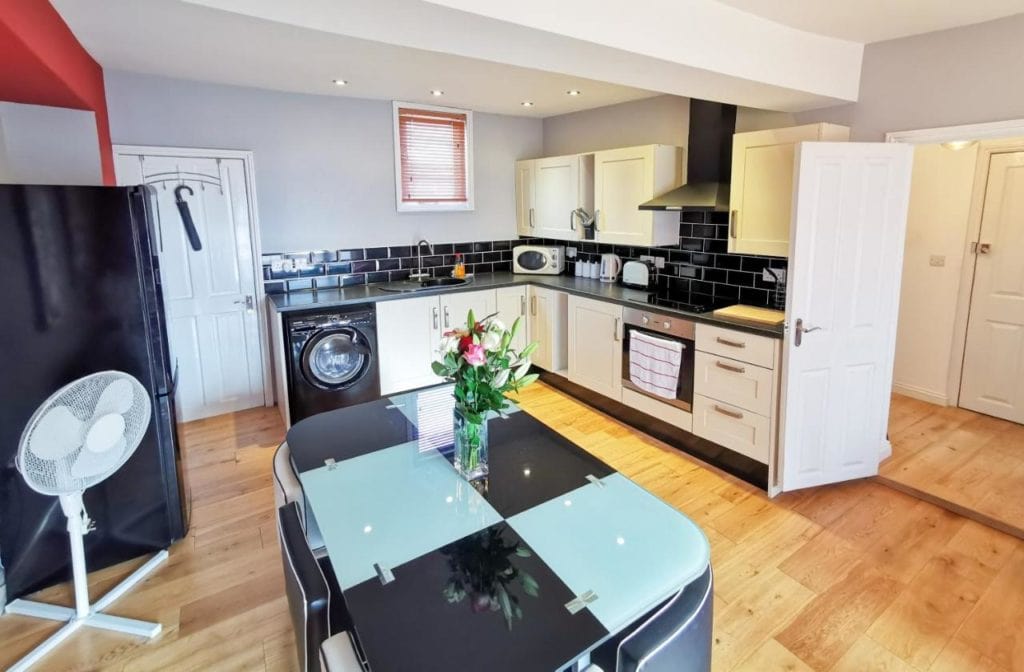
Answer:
622, 260, 652, 289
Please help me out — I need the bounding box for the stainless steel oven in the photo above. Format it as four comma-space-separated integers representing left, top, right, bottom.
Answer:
621, 307, 695, 412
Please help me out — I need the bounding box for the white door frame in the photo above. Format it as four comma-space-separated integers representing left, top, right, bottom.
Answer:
112, 144, 273, 410
886, 122, 1024, 407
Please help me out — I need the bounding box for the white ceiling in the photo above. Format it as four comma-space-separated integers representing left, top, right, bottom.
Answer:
715, 0, 1024, 43
51, 0, 658, 118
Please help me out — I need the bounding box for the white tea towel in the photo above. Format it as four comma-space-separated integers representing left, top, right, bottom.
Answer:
629, 330, 683, 400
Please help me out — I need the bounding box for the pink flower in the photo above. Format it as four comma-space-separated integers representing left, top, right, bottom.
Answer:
462, 343, 486, 367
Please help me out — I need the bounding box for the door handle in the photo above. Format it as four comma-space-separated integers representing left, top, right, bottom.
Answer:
530, 295, 537, 316
520, 295, 526, 316
729, 210, 739, 238
443, 306, 450, 328
233, 295, 254, 312
978, 242, 992, 254
793, 318, 822, 347
715, 336, 746, 349
529, 207, 535, 228
614, 317, 621, 342
432, 306, 439, 330
594, 209, 601, 231
569, 210, 576, 231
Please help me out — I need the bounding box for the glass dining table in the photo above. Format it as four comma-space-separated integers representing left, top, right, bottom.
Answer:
287, 385, 711, 672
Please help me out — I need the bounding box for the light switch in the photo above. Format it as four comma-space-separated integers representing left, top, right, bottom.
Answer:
929, 255, 946, 267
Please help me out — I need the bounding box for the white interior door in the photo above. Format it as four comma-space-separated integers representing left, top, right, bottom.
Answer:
781, 142, 913, 491
115, 150, 266, 422
960, 151, 1024, 423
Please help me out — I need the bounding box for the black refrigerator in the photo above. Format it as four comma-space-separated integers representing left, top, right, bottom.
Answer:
0, 184, 189, 600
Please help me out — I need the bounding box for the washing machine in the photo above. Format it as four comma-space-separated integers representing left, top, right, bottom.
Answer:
286, 305, 380, 423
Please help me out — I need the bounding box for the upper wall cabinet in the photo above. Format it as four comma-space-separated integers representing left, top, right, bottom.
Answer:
729, 123, 850, 257
515, 154, 594, 240
593, 144, 683, 247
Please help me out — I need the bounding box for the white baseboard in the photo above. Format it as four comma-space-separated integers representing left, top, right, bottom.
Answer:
892, 382, 948, 407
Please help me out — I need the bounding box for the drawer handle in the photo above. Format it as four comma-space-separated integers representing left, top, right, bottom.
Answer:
715, 361, 746, 374
716, 336, 746, 348
713, 405, 744, 420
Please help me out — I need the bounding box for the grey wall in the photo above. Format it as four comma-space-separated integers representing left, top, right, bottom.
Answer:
0, 103, 102, 185
795, 14, 1024, 140
103, 71, 543, 252
542, 94, 795, 156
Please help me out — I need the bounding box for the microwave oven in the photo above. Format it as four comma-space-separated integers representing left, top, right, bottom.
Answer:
512, 245, 565, 275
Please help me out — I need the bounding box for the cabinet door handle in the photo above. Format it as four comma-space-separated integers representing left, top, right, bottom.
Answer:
432, 306, 439, 330
594, 209, 601, 231
520, 295, 526, 316
715, 360, 746, 374
729, 210, 738, 238
569, 210, 576, 231
530, 295, 537, 316
716, 336, 746, 348
614, 317, 621, 341
713, 404, 744, 420
529, 207, 535, 228
443, 306, 450, 328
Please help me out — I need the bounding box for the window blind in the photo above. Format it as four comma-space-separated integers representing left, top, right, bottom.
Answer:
397, 107, 468, 203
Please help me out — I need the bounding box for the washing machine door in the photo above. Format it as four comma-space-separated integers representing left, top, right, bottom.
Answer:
301, 327, 372, 390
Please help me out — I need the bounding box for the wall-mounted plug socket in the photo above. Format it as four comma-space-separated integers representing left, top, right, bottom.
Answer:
639, 255, 667, 269
271, 259, 294, 272
762, 268, 786, 283
566, 247, 578, 259
929, 255, 946, 267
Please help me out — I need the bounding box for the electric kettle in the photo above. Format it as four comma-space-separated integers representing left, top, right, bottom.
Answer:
599, 253, 622, 283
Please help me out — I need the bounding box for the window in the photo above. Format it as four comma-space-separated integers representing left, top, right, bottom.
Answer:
393, 102, 474, 212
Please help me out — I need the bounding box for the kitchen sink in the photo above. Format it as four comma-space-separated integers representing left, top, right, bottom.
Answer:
378, 277, 470, 293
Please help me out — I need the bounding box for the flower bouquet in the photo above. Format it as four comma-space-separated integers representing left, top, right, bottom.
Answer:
432, 310, 538, 480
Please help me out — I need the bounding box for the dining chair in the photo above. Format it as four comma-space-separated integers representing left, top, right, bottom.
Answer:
278, 501, 364, 672
584, 565, 714, 672
273, 441, 326, 556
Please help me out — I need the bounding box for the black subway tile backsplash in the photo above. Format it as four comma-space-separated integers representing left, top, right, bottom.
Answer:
261, 214, 786, 308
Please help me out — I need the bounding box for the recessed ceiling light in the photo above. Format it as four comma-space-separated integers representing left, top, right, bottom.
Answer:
566, 89, 582, 96
430, 89, 444, 97
521, 101, 535, 107
332, 79, 348, 86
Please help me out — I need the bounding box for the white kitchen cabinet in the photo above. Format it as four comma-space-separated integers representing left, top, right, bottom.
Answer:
495, 286, 528, 352
729, 123, 849, 257
376, 295, 445, 395
593, 144, 683, 246
440, 289, 496, 332
515, 155, 595, 241
567, 295, 623, 400
377, 289, 498, 394
515, 160, 535, 236
528, 286, 567, 372
692, 394, 771, 464
533, 154, 594, 240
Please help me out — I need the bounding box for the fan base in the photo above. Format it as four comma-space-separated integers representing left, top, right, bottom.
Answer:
4, 549, 168, 672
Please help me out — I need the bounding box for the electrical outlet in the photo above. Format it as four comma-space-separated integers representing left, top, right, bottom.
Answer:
762, 268, 786, 283
653, 256, 666, 269
929, 255, 946, 267
271, 259, 294, 272
566, 247, 577, 259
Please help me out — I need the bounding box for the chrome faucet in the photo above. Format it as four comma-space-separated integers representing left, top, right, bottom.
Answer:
411, 239, 433, 280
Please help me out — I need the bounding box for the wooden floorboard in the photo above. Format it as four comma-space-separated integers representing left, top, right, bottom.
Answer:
0, 384, 1021, 671
881, 394, 1024, 539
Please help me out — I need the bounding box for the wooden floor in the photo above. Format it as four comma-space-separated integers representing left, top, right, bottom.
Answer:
2, 383, 1023, 671
882, 394, 1024, 539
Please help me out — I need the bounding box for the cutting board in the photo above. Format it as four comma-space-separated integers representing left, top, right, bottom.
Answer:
713, 304, 785, 325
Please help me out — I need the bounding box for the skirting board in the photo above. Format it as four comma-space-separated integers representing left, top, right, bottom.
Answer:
892, 382, 949, 407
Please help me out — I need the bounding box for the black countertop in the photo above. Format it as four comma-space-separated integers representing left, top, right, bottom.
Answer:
267, 272, 785, 338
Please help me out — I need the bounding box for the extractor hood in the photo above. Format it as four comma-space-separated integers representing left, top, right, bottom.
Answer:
639, 99, 737, 212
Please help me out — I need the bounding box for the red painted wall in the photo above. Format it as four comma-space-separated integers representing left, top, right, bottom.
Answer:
0, 0, 114, 184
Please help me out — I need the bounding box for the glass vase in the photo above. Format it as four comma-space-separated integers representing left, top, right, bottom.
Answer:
453, 407, 489, 482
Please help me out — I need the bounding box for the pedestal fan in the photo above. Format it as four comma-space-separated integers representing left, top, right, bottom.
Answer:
5, 371, 169, 672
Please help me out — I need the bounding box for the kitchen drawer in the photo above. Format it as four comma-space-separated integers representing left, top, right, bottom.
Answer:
692, 394, 770, 465
621, 387, 693, 432
694, 351, 773, 416
696, 323, 776, 369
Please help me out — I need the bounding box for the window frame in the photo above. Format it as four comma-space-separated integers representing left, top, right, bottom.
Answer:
392, 101, 475, 213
